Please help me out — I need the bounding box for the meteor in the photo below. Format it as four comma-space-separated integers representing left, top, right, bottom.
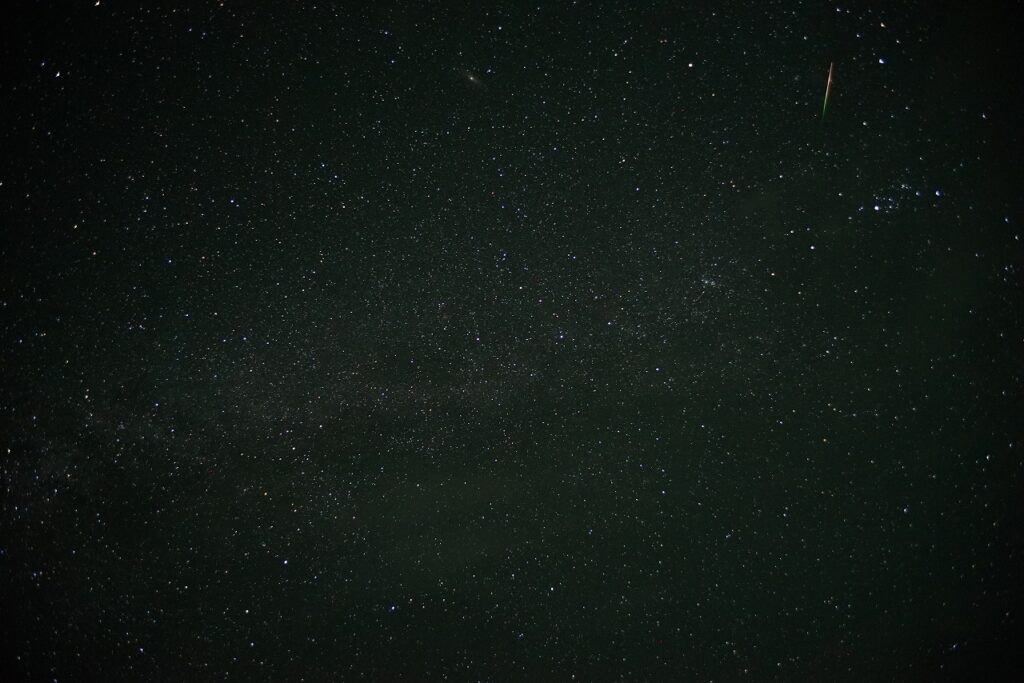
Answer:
821, 62, 834, 119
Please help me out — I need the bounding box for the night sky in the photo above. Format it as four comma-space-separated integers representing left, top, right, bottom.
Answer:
2, 2, 1022, 681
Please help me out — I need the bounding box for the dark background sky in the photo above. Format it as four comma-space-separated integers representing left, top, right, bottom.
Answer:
2, 1, 1022, 680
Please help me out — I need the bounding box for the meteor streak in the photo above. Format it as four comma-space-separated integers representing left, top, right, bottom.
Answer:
821, 61, 834, 119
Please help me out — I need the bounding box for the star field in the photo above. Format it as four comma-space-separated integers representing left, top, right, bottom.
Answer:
2, 2, 1022, 681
